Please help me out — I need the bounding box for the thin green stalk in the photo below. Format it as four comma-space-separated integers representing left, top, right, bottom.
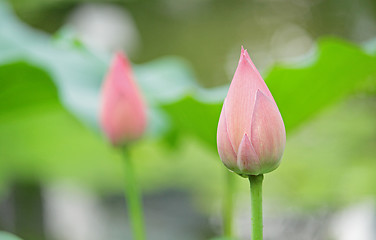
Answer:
223, 170, 235, 237
122, 148, 146, 240
249, 174, 264, 240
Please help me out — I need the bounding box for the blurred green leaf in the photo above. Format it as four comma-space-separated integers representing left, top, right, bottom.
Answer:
263, 96, 376, 208
161, 95, 222, 148
267, 38, 376, 133
0, 232, 22, 240
0, 62, 59, 121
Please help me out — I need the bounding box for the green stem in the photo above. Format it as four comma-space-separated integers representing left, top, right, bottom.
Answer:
249, 174, 264, 240
122, 148, 146, 240
223, 170, 235, 237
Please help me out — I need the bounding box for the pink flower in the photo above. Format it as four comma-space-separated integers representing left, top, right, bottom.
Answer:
217, 47, 286, 176
100, 52, 147, 146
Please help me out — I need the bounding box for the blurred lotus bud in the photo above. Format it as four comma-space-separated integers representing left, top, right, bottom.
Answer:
100, 52, 147, 146
217, 47, 286, 176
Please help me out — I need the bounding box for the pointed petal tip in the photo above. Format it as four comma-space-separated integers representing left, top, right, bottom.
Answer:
244, 50, 251, 62
239, 133, 254, 152
239, 46, 253, 65
114, 51, 126, 62
240, 46, 245, 62
255, 89, 272, 103
111, 51, 132, 76
255, 88, 262, 98
242, 132, 250, 141
240, 46, 247, 56
237, 132, 260, 175
239, 133, 251, 151
114, 51, 129, 63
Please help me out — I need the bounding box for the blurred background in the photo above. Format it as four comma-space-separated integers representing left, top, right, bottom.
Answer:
1, 0, 376, 239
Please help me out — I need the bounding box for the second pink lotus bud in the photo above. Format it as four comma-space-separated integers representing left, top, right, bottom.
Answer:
100, 52, 147, 147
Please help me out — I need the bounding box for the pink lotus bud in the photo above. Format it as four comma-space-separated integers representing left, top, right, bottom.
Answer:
217, 47, 286, 176
100, 52, 147, 146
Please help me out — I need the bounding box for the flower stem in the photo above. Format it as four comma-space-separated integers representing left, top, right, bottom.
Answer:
249, 174, 264, 240
223, 170, 236, 237
122, 148, 146, 240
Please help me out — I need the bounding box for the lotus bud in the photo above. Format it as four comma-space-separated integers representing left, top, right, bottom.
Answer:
100, 52, 147, 146
217, 47, 286, 176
